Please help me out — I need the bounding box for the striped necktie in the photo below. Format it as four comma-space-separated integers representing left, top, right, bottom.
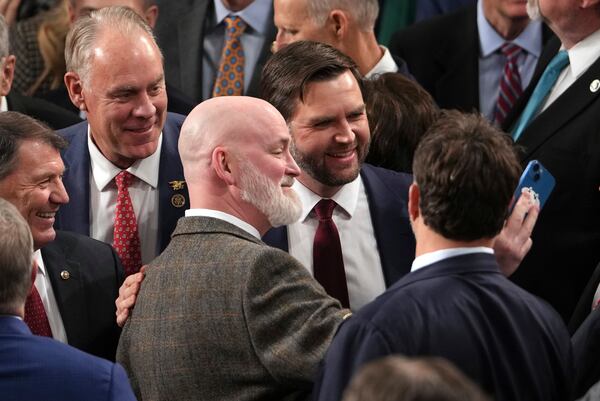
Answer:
494, 43, 523, 126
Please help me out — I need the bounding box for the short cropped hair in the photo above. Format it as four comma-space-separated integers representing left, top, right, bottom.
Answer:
261, 40, 363, 122
343, 356, 491, 401
0, 112, 68, 180
364, 72, 439, 173
412, 111, 521, 241
65, 5, 159, 82
0, 198, 34, 315
307, 0, 378, 31
0, 14, 9, 59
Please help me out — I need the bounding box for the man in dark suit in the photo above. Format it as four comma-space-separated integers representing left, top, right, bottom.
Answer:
390, 0, 552, 123
273, 0, 411, 78
0, 111, 123, 361
57, 7, 188, 271
501, 0, 600, 322
0, 198, 136, 401
154, 0, 275, 103
314, 111, 572, 401
117, 96, 348, 401
0, 14, 81, 129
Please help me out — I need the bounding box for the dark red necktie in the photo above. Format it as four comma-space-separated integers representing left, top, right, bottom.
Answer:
113, 171, 142, 276
312, 199, 350, 308
24, 267, 52, 337
494, 43, 523, 125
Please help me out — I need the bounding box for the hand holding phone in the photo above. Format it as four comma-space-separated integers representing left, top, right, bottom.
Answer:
509, 160, 555, 214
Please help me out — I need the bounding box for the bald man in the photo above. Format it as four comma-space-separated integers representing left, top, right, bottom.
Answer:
116, 96, 347, 401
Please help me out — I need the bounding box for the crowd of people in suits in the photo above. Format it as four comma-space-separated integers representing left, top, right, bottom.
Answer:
1, 0, 600, 400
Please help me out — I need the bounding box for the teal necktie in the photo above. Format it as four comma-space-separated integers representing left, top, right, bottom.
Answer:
512, 50, 570, 141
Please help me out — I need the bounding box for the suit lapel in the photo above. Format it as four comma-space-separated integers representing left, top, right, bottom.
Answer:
179, 1, 210, 101
517, 55, 600, 158
246, 5, 276, 97
41, 240, 86, 345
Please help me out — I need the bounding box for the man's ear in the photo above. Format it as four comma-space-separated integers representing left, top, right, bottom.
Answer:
329, 9, 349, 41
408, 182, 421, 222
0, 55, 16, 97
581, 0, 600, 9
64, 72, 87, 111
212, 147, 236, 186
144, 5, 159, 29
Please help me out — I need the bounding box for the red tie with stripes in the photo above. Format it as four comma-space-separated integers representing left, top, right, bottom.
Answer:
494, 43, 523, 125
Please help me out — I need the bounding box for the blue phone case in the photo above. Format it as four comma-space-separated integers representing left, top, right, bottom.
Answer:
510, 160, 555, 212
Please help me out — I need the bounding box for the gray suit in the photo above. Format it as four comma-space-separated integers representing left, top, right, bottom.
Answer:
117, 216, 346, 401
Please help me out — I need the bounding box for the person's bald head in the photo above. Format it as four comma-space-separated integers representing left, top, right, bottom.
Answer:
179, 96, 302, 233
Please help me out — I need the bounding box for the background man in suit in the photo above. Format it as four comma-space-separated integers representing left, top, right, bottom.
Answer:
501, 0, 600, 322
0, 198, 136, 401
154, 0, 275, 102
390, 0, 551, 124
273, 0, 410, 78
0, 111, 123, 361
117, 96, 347, 401
0, 14, 81, 129
261, 41, 539, 311
314, 111, 572, 401
56, 6, 188, 275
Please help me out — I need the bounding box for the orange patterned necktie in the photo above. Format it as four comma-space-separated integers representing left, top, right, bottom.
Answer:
212, 15, 247, 97
113, 171, 142, 276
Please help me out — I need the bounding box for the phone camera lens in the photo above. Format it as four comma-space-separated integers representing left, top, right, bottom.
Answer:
533, 173, 540, 181
532, 163, 540, 172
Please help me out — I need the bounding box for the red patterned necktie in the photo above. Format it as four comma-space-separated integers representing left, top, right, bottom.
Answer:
212, 15, 246, 97
24, 266, 52, 337
113, 171, 142, 276
494, 43, 523, 125
312, 199, 350, 308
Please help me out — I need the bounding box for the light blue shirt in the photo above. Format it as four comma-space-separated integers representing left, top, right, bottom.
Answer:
477, 0, 543, 121
202, 0, 272, 100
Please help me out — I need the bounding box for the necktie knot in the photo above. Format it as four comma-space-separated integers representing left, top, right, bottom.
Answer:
501, 43, 522, 61
314, 199, 337, 221
224, 15, 246, 38
115, 170, 134, 191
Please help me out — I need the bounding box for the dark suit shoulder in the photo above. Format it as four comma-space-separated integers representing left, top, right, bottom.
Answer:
6, 92, 82, 130
49, 230, 116, 256
361, 164, 412, 196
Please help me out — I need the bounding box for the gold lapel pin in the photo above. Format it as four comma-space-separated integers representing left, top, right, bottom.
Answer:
60, 270, 70, 280
171, 194, 186, 208
169, 180, 186, 191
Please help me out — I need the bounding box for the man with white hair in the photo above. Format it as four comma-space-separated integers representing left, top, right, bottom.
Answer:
273, 0, 410, 77
117, 96, 347, 401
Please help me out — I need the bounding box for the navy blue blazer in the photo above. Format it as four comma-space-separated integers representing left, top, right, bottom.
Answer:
572, 306, 600, 399
0, 317, 136, 401
263, 164, 415, 289
56, 112, 189, 254
314, 253, 573, 401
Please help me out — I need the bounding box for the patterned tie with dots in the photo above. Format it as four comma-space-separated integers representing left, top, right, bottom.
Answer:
113, 171, 142, 276
24, 285, 52, 337
212, 15, 247, 97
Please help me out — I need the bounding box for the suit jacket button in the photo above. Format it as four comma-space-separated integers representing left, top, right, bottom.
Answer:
60, 270, 70, 280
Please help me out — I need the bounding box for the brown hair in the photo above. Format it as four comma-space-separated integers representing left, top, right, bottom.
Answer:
364, 72, 439, 173
412, 110, 521, 241
261, 40, 363, 122
343, 355, 491, 401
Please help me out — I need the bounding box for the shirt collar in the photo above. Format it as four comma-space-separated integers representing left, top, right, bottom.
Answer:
411, 247, 494, 272
365, 46, 399, 78
0, 96, 7, 112
213, 0, 271, 35
565, 28, 600, 80
292, 175, 361, 222
87, 125, 162, 191
185, 208, 261, 239
33, 249, 46, 277
477, 0, 542, 58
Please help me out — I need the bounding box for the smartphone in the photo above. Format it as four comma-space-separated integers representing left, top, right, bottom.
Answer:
509, 160, 555, 213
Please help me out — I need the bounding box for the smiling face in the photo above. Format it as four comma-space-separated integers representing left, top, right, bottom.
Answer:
81, 28, 167, 169
0, 140, 69, 250
288, 70, 369, 197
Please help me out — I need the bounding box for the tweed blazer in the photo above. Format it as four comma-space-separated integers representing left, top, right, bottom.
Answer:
117, 216, 346, 401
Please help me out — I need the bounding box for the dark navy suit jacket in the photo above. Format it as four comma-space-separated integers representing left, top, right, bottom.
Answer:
0, 316, 136, 401
263, 164, 415, 289
572, 305, 600, 399
56, 112, 189, 254
314, 253, 573, 401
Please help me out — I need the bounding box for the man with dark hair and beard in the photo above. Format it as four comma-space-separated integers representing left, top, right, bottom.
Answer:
116, 96, 348, 401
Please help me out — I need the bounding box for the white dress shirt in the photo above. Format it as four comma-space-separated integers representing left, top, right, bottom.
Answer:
88, 127, 161, 264
185, 208, 260, 239
287, 177, 386, 311
33, 250, 67, 343
541, 28, 600, 113
411, 247, 494, 272
0, 96, 7, 112
365, 46, 399, 78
